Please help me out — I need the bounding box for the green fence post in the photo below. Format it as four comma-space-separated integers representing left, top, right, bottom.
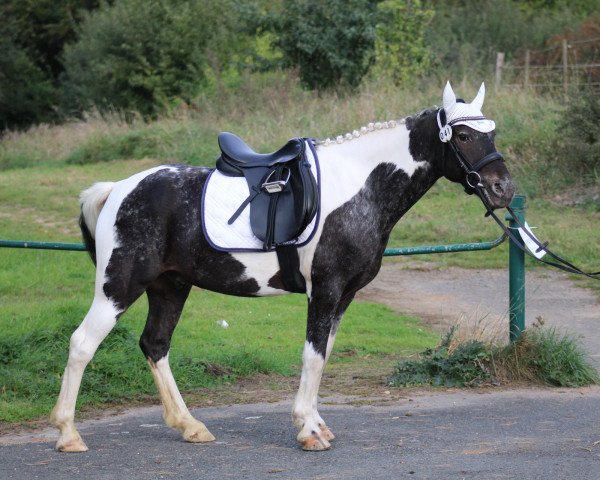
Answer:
506, 195, 526, 342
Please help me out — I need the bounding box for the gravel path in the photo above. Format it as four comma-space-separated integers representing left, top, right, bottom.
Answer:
357, 262, 600, 366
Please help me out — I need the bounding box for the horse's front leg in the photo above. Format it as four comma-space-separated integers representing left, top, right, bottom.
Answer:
292, 294, 353, 451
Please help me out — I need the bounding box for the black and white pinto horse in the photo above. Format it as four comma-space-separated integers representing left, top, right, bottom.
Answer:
51, 82, 515, 452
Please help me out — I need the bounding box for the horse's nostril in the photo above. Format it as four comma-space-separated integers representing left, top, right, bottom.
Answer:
492, 182, 504, 197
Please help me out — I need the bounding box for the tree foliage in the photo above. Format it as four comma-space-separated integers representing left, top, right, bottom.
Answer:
0, 0, 101, 130
426, 0, 599, 74
555, 90, 600, 183
1, 0, 598, 129
0, 24, 57, 129
0, 0, 102, 79
372, 0, 434, 84
62, 0, 248, 115
269, 0, 377, 90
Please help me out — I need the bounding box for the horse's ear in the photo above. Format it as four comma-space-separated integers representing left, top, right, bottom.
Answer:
472, 82, 485, 111
443, 81, 456, 111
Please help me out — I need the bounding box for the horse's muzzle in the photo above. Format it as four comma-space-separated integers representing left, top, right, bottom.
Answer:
483, 176, 516, 208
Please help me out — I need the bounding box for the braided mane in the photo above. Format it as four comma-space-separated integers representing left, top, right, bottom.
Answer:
316, 118, 406, 146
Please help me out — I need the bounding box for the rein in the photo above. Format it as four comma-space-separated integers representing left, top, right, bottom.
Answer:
438, 108, 600, 281
479, 194, 600, 280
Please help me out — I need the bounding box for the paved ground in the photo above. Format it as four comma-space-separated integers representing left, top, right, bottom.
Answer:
2, 388, 600, 480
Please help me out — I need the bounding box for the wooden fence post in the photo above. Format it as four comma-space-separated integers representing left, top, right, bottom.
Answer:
562, 39, 568, 95
524, 50, 530, 88
495, 52, 505, 90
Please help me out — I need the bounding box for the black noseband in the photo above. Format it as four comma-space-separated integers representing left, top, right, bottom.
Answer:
470, 151, 504, 173
448, 140, 505, 195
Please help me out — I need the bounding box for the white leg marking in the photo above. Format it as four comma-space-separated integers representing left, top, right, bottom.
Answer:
51, 295, 120, 452
292, 341, 333, 450
325, 331, 337, 363
148, 354, 215, 443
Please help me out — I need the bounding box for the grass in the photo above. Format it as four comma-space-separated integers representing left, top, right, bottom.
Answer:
497, 324, 600, 387
0, 276, 436, 422
388, 181, 600, 279
389, 322, 600, 388
0, 73, 585, 187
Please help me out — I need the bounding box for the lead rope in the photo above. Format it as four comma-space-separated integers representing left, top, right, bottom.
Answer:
473, 185, 600, 280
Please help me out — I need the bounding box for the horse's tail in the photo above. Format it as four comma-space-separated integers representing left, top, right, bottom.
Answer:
79, 182, 115, 264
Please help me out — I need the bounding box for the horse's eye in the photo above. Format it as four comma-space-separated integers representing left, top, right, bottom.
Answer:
458, 133, 469, 142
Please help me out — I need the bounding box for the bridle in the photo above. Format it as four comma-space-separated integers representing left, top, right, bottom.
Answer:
437, 107, 600, 280
437, 107, 505, 195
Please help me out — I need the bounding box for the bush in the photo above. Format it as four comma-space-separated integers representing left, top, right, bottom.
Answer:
62, 0, 249, 116
552, 89, 600, 184
269, 0, 377, 90
499, 325, 600, 387
389, 324, 599, 388
389, 327, 493, 387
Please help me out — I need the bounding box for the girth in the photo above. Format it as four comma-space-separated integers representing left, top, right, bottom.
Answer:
216, 132, 319, 293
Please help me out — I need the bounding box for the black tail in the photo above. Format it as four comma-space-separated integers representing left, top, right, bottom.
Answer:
79, 213, 97, 265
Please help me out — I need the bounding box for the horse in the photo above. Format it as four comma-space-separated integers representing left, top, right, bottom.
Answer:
51, 82, 515, 452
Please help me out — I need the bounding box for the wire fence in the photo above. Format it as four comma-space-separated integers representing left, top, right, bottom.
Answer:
495, 37, 600, 92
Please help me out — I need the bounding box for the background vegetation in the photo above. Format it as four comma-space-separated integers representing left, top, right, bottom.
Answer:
2, 0, 598, 187
2, 0, 598, 125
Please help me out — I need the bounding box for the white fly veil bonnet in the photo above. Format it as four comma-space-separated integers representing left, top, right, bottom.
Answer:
437, 81, 495, 142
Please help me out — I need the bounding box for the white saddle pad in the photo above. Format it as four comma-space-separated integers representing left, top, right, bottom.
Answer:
202, 140, 320, 252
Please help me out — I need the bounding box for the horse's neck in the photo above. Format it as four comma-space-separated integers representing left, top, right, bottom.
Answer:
317, 125, 439, 231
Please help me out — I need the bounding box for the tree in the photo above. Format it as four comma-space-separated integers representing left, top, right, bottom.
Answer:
62, 0, 248, 115
0, 24, 57, 130
0, 0, 103, 79
270, 0, 377, 90
371, 0, 434, 84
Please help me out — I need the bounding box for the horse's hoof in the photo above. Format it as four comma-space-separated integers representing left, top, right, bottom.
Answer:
319, 424, 335, 441
299, 434, 331, 451
56, 438, 89, 453
183, 424, 215, 443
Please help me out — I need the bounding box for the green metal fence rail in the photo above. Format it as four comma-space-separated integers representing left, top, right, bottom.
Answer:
0, 196, 527, 341
0, 240, 87, 251
383, 234, 506, 257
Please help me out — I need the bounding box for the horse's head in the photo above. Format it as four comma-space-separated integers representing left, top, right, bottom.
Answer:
437, 82, 515, 209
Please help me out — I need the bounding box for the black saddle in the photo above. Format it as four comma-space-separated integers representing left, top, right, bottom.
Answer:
216, 133, 319, 292
217, 132, 304, 173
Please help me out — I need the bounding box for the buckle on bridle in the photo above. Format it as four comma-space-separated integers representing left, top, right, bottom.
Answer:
466, 171, 483, 189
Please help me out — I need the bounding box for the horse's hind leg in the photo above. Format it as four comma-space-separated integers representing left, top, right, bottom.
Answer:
141, 273, 215, 444
50, 294, 121, 452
